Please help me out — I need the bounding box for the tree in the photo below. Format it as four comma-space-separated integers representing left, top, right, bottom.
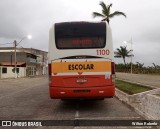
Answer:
92, 1, 126, 24
114, 46, 132, 66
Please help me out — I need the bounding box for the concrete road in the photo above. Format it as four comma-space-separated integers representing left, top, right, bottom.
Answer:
0, 76, 158, 129
116, 72, 160, 88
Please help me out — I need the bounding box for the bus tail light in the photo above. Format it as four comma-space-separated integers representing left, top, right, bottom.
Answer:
111, 62, 115, 75
111, 62, 115, 83
48, 63, 52, 84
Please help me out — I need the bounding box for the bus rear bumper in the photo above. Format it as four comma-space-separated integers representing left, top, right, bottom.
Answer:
49, 85, 115, 99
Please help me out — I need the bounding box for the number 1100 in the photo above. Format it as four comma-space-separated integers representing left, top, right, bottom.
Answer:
96, 49, 110, 55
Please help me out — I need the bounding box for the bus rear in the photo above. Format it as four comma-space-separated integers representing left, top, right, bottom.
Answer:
48, 21, 115, 99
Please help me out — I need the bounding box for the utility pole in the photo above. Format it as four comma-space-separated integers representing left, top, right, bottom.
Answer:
14, 40, 17, 78
13, 35, 32, 78
124, 38, 133, 74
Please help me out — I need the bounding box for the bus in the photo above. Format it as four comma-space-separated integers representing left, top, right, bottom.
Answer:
48, 21, 115, 99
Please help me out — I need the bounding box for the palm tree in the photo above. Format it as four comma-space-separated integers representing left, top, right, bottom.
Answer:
93, 1, 126, 24
114, 46, 132, 66
152, 63, 157, 69
136, 62, 144, 68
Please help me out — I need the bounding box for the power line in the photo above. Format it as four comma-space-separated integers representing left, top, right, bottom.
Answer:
0, 43, 13, 46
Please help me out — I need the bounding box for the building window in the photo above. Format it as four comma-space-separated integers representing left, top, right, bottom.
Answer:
2, 67, 7, 74
12, 68, 19, 73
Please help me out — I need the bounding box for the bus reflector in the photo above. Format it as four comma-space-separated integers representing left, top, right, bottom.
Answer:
60, 92, 65, 94
99, 91, 104, 93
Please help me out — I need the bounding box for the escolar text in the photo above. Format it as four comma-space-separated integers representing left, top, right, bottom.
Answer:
68, 64, 94, 70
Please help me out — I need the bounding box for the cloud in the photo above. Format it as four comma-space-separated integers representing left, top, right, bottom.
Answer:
0, 0, 160, 66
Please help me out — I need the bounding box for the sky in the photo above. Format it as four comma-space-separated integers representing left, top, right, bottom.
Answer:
0, 0, 160, 66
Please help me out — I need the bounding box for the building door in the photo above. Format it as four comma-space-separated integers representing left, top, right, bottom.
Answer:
27, 66, 36, 76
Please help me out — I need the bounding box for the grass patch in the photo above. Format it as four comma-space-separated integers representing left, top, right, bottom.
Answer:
115, 80, 153, 95
155, 94, 160, 97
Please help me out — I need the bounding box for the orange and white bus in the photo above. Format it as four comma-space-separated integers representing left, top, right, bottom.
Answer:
48, 21, 115, 99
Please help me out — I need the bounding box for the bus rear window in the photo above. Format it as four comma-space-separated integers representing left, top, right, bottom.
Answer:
55, 22, 106, 49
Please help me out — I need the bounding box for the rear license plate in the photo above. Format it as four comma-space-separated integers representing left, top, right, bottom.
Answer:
73, 90, 90, 93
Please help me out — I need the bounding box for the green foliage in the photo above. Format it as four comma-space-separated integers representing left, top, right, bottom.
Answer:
116, 80, 153, 95
93, 1, 126, 24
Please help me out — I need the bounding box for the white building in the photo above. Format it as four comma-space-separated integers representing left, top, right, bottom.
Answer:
0, 47, 48, 78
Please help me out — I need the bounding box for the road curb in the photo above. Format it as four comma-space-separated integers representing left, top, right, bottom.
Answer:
115, 88, 160, 120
